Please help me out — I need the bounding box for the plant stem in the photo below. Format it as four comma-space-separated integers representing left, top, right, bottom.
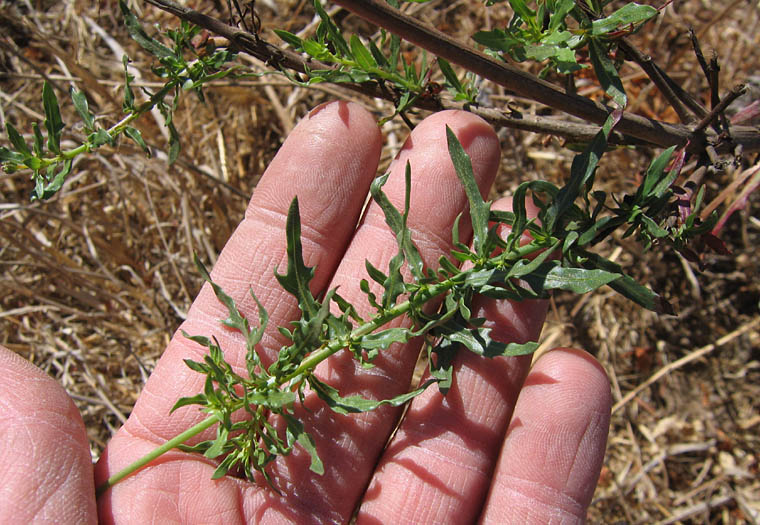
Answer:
33, 81, 177, 172
97, 240, 546, 496
96, 413, 218, 496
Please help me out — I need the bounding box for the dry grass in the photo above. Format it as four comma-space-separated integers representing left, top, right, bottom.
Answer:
1, 0, 758, 522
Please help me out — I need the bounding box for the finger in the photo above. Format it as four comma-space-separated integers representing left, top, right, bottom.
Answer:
96, 101, 383, 519
480, 348, 611, 524
258, 110, 502, 522
356, 197, 549, 524
0, 346, 96, 523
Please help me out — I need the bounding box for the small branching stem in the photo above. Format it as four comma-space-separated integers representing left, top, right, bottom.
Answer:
96, 239, 547, 495
31, 80, 176, 173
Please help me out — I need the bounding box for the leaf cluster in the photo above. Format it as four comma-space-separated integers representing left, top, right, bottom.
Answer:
0, 0, 239, 200
159, 117, 719, 485
475, 0, 657, 106
274, 0, 478, 117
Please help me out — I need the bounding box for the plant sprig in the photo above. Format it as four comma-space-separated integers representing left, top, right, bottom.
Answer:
96, 110, 717, 492
0, 1, 240, 200
0, 0, 728, 496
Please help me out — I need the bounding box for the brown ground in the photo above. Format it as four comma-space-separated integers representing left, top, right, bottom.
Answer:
1, 1, 758, 523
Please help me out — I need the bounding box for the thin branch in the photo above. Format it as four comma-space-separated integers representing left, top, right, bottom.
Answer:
617, 38, 706, 123
142, 0, 760, 154
330, 0, 760, 154
332, 0, 682, 144
692, 84, 747, 134
142, 0, 639, 145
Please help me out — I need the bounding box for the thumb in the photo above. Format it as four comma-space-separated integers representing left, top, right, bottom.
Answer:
0, 346, 96, 524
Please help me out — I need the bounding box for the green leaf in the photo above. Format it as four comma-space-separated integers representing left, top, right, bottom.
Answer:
640, 146, 676, 199
473, 29, 522, 54
205, 426, 229, 458
359, 327, 413, 350
522, 262, 621, 294
309, 376, 432, 415
508, 0, 536, 22
588, 38, 626, 107
438, 319, 539, 358
42, 81, 64, 154
274, 29, 304, 50
167, 120, 181, 164
124, 126, 150, 157
249, 389, 297, 409
446, 126, 490, 257
545, 110, 620, 232
591, 3, 658, 36
285, 415, 323, 475
427, 337, 456, 393
506, 239, 559, 279
120, 0, 174, 59
275, 198, 319, 317
437, 58, 463, 92
71, 88, 95, 132
32, 122, 44, 157
89, 128, 113, 147
0, 145, 25, 164
122, 55, 135, 111
350, 34, 377, 70
170, 393, 208, 412
368, 39, 389, 68
39, 158, 72, 199
580, 250, 670, 313
313, 0, 350, 57
302, 39, 331, 61
370, 165, 425, 281
549, 0, 576, 31
5, 122, 31, 157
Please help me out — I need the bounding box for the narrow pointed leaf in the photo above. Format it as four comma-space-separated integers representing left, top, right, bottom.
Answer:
43, 81, 64, 154
588, 38, 626, 108
350, 34, 376, 69
32, 122, 44, 157
71, 88, 95, 132
120, 0, 174, 59
446, 126, 489, 256
5, 122, 31, 157
274, 29, 304, 50
285, 415, 324, 475
309, 376, 431, 415
591, 3, 658, 36
521, 261, 620, 294
124, 126, 150, 156
360, 327, 412, 350
546, 110, 620, 231
437, 58, 463, 92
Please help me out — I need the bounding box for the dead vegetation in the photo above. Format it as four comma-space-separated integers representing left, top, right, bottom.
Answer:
0, 0, 758, 522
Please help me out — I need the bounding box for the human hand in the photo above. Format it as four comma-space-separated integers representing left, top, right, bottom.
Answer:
0, 102, 611, 524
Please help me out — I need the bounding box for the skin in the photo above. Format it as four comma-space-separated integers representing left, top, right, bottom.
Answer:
0, 102, 611, 524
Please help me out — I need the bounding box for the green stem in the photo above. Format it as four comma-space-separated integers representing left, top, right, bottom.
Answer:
97, 240, 549, 497
95, 413, 218, 496
31, 80, 178, 172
